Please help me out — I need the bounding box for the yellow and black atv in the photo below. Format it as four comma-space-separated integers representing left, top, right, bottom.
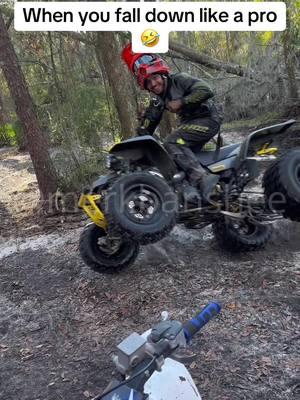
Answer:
78, 119, 300, 273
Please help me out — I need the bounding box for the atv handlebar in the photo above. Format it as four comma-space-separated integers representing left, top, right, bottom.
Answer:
183, 302, 221, 342
93, 302, 221, 400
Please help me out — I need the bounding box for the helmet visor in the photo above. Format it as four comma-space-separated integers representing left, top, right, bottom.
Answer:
133, 55, 154, 74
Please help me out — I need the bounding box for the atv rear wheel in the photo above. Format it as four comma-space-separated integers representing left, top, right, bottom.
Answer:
213, 217, 272, 252
106, 172, 177, 244
263, 148, 300, 221
79, 223, 140, 273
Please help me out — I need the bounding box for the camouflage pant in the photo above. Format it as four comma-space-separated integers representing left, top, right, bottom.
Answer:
164, 117, 220, 174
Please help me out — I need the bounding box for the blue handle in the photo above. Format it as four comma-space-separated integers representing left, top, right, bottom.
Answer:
183, 302, 221, 342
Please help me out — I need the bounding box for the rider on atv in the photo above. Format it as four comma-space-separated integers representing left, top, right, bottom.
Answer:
121, 43, 222, 202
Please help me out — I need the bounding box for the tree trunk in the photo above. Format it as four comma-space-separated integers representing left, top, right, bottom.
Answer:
95, 32, 138, 139
169, 39, 245, 77
282, 31, 299, 106
0, 13, 58, 200
48, 32, 63, 101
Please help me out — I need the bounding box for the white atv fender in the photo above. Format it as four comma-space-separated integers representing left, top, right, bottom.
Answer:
144, 358, 201, 400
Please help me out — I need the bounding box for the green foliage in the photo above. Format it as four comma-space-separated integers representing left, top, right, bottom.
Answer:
52, 147, 106, 192
289, 0, 300, 47
0, 122, 26, 149
258, 31, 273, 46
44, 84, 115, 147
70, 85, 111, 145
13, 32, 119, 150
0, 123, 16, 146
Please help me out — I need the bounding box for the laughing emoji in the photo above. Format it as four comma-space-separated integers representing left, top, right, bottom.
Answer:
141, 29, 160, 47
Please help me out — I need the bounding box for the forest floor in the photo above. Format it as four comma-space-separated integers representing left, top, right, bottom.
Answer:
0, 122, 300, 400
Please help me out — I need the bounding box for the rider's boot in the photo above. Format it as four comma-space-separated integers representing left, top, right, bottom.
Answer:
183, 185, 202, 205
169, 146, 219, 204
189, 166, 219, 204
200, 174, 220, 203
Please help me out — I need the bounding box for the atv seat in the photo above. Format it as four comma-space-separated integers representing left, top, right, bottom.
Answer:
195, 143, 241, 166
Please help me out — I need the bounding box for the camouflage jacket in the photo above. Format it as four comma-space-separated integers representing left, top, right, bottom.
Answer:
139, 72, 220, 136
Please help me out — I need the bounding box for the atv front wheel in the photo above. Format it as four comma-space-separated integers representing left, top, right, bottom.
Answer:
79, 223, 140, 273
106, 172, 177, 244
263, 148, 300, 221
213, 217, 272, 252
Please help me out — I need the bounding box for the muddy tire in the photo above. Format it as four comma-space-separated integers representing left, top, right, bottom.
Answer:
213, 217, 272, 252
263, 149, 300, 221
79, 223, 140, 273
106, 172, 177, 245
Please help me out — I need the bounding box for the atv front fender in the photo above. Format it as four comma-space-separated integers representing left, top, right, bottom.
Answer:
110, 135, 177, 181
91, 175, 111, 192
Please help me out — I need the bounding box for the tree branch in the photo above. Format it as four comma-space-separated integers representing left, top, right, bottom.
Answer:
169, 39, 247, 77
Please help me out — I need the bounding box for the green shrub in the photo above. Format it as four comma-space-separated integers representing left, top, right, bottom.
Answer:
0, 122, 26, 149
47, 84, 116, 147
0, 124, 17, 147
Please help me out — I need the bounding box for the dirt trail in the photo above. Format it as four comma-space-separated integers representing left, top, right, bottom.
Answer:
0, 147, 39, 236
0, 143, 299, 400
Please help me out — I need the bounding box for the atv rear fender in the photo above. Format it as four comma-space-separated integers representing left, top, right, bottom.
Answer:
109, 135, 177, 181
239, 119, 296, 161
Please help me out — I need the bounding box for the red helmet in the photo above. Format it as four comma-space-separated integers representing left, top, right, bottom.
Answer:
121, 43, 170, 89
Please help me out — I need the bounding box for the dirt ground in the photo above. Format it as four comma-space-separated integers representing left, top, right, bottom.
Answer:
0, 135, 299, 400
